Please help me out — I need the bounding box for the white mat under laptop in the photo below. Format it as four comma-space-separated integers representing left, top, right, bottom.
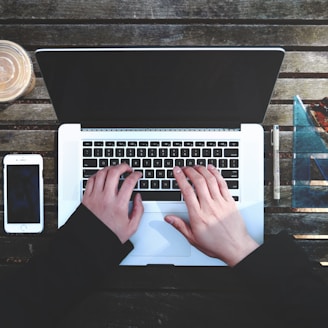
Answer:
36, 47, 284, 266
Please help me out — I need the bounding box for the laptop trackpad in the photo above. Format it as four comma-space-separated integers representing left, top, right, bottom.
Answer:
129, 213, 191, 257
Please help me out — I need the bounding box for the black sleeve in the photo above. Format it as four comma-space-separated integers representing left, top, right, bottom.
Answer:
0, 204, 133, 328
234, 231, 328, 327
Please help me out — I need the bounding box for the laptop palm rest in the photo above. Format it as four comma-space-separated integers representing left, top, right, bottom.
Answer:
129, 212, 191, 257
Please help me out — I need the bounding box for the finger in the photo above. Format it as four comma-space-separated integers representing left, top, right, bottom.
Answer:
183, 166, 211, 204
208, 164, 232, 201
83, 174, 95, 197
194, 165, 220, 200
128, 193, 144, 233
173, 166, 199, 212
103, 163, 132, 195
164, 215, 195, 243
92, 166, 110, 192
118, 170, 142, 203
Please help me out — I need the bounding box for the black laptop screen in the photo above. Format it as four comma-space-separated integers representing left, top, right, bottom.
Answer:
36, 48, 284, 128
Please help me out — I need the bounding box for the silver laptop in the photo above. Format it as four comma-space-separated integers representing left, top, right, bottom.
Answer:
36, 47, 284, 266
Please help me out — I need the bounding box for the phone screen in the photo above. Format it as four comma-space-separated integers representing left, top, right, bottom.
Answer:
6, 165, 41, 223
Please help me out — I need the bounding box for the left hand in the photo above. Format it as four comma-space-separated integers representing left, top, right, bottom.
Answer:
82, 164, 144, 243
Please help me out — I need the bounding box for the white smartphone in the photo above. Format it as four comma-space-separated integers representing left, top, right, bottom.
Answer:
3, 154, 44, 233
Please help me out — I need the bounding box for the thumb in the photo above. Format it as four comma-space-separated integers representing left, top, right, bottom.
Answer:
129, 193, 144, 232
164, 215, 193, 242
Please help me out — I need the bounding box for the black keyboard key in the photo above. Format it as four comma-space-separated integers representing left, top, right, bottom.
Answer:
94, 148, 103, 157
95, 141, 104, 146
132, 159, 141, 167
117, 141, 126, 146
83, 169, 98, 178
197, 159, 206, 166
139, 141, 148, 146
230, 159, 239, 168
148, 148, 157, 157
116, 148, 124, 157
99, 159, 108, 167
83, 148, 92, 157
219, 159, 228, 168
137, 148, 147, 157
105, 148, 114, 157
110, 159, 119, 166
213, 149, 222, 157
154, 159, 162, 167
145, 170, 154, 178
229, 141, 239, 147
218, 141, 228, 147
221, 170, 239, 178
140, 180, 149, 189
143, 159, 152, 167
83, 141, 92, 146
167, 169, 174, 178
208, 159, 217, 167
159, 148, 168, 157
106, 141, 115, 146
126, 148, 135, 157
181, 148, 189, 157
226, 180, 239, 189
170, 148, 179, 157
186, 159, 195, 166
173, 141, 182, 146
161, 180, 171, 189
128, 141, 138, 146
151, 180, 160, 189
192, 148, 201, 157
164, 159, 173, 167
132, 191, 181, 201
83, 159, 97, 167
225, 149, 239, 157
207, 141, 216, 146
156, 170, 165, 178
121, 159, 130, 165
202, 149, 211, 157
150, 141, 160, 146
196, 141, 205, 146
175, 159, 184, 167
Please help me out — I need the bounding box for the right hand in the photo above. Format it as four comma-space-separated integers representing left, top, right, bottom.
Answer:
165, 165, 259, 267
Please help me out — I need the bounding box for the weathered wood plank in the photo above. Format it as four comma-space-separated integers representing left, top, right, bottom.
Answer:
0, 104, 57, 124
0, 130, 55, 152
1, 0, 328, 20
2, 24, 328, 48
265, 212, 328, 235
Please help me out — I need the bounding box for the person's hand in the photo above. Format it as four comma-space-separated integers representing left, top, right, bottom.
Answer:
165, 165, 259, 267
82, 164, 144, 244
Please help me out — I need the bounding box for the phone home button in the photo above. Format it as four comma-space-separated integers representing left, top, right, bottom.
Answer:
20, 224, 28, 232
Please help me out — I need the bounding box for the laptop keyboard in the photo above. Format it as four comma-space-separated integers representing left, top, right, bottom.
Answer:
82, 140, 239, 201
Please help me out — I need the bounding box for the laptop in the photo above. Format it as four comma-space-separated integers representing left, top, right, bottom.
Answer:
36, 47, 284, 266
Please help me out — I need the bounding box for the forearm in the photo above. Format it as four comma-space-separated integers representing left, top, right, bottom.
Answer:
234, 231, 328, 326
0, 204, 133, 328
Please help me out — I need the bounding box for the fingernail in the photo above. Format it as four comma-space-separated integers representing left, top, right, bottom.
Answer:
165, 216, 175, 224
173, 166, 182, 174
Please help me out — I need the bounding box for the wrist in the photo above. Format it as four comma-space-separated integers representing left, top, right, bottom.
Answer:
227, 236, 259, 267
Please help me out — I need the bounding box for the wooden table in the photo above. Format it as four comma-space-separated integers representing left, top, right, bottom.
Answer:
1, 1, 328, 326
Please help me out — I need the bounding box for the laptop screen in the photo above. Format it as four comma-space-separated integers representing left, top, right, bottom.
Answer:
36, 48, 284, 128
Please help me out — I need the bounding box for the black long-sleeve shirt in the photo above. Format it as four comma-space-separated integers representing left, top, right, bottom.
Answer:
1, 205, 327, 327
